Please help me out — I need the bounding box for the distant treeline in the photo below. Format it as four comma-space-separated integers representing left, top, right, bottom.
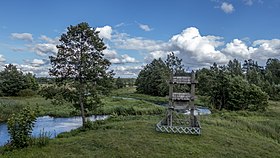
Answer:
135, 52, 280, 111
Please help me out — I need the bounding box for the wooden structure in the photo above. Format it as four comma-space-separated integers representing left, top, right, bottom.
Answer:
156, 71, 201, 135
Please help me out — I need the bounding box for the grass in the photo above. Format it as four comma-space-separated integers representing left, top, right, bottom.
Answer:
1, 87, 280, 157
1, 108, 280, 158
0, 96, 77, 123
94, 97, 165, 116
111, 87, 168, 104
0, 87, 166, 123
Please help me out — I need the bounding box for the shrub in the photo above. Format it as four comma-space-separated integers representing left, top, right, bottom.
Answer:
17, 89, 37, 97
7, 107, 37, 149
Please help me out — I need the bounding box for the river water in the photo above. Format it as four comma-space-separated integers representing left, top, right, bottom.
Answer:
0, 115, 108, 146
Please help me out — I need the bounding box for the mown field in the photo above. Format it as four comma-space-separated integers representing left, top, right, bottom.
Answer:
1, 87, 280, 157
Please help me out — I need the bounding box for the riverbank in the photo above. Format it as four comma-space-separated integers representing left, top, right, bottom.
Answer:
1, 87, 279, 157
1, 101, 280, 157
0, 88, 166, 123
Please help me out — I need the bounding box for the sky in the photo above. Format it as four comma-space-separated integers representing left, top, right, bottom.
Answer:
0, 0, 280, 77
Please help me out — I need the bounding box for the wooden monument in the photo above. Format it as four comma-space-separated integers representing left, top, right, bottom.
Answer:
156, 71, 201, 135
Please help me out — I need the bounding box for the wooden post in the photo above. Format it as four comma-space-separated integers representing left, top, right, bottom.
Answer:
190, 71, 195, 127
168, 71, 173, 126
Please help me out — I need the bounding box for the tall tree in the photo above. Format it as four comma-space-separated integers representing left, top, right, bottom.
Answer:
0, 64, 39, 96
115, 77, 125, 89
165, 52, 186, 75
227, 59, 243, 77
49, 22, 113, 126
136, 58, 169, 96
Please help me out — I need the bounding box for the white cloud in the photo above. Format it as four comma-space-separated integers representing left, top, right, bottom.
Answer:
40, 35, 59, 44
221, 2, 234, 13
144, 50, 167, 62
112, 65, 143, 77
110, 54, 138, 64
244, 0, 253, 6
121, 54, 138, 63
96, 26, 113, 40
0, 54, 6, 63
17, 64, 50, 76
31, 59, 46, 67
222, 38, 280, 61
103, 49, 117, 59
11, 48, 26, 52
11, 33, 33, 42
170, 27, 229, 64
139, 24, 152, 31
33, 43, 57, 56
115, 23, 125, 28
251, 39, 280, 59
110, 58, 121, 64
222, 39, 256, 59
114, 34, 169, 52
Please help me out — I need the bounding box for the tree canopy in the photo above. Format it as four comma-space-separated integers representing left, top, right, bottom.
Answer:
0, 64, 39, 96
46, 22, 114, 126
197, 59, 270, 111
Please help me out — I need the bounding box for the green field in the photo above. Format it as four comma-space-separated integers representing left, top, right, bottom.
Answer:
1, 88, 280, 157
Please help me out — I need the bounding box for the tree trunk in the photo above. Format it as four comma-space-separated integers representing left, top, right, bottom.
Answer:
79, 92, 86, 126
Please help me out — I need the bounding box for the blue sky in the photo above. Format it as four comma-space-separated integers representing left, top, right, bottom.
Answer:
0, 0, 280, 77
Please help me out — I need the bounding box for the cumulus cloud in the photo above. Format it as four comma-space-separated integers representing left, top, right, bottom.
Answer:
17, 64, 50, 76
112, 65, 143, 77
0, 54, 6, 63
33, 43, 57, 56
139, 23, 152, 31
11, 33, 33, 42
222, 39, 256, 59
96, 26, 113, 40
103, 49, 117, 59
110, 54, 138, 64
30, 59, 46, 67
251, 39, 280, 59
110, 58, 121, 64
221, 2, 234, 13
222, 38, 280, 61
114, 34, 170, 52
144, 50, 168, 62
121, 54, 138, 63
170, 27, 229, 64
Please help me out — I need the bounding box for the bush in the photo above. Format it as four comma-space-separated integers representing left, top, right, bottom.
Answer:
17, 89, 37, 97
7, 107, 37, 149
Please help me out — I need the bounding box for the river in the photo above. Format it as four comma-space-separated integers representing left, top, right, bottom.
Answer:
0, 115, 108, 146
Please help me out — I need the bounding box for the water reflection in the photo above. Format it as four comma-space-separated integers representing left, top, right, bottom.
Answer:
0, 115, 108, 146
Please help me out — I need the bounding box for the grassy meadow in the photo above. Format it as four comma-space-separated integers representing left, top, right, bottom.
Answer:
0, 87, 280, 157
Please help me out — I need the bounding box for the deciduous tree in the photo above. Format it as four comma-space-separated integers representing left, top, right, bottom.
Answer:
48, 22, 113, 126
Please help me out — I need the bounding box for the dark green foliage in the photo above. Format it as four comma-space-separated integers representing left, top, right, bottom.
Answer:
115, 77, 125, 89
17, 89, 37, 97
136, 58, 169, 96
227, 59, 243, 76
7, 107, 37, 149
0, 64, 39, 96
136, 52, 186, 96
165, 52, 186, 76
197, 61, 269, 111
47, 22, 114, 126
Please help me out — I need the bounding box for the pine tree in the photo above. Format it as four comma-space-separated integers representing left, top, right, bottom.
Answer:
49, 22, 113, 126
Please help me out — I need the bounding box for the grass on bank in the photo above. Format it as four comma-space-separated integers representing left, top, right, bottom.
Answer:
0, 97, 77, 123
1, 87, 280, 157
0, 87, 166, 123
1, 101, 280, 158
